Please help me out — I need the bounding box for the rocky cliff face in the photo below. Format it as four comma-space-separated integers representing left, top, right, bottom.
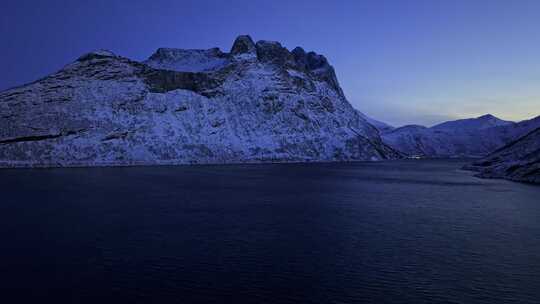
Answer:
381, 115, 540, 158
0, 35, 400, 168
465, 128, 540, 184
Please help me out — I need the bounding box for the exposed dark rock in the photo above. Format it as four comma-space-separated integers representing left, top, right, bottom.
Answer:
140, 68, 222, 94
230, 35, 256, 55
321, 97, 335, 113
255, 40, 295, 66
77, 50, 117, 62
0, 133, 64, 144
291, 47, 342, 95
291, 47, 308, 68
0, 129, 83, 145
174, 105, 189, 112
102, 131, 129, 141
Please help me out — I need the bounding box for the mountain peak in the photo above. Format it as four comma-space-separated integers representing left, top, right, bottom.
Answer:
432, 114, 513, 131
230, 35, 256, 55
477, 114, 497, 120
254, 40, 294, 65
77, 50, 117, 61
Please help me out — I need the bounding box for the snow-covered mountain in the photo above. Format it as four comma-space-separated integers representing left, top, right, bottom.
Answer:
0, 35, 400, 168
381, 115, 540, 158
465, 127, 540, 184
431, 114, 513, 131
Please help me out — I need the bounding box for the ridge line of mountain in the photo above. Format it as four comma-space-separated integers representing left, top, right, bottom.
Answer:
0, 35, 401, 168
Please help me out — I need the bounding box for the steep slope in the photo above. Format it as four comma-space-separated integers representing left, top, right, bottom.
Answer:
357, 111, 394, 133
382, 115, 540, 158
465, 128, 540, 184
0, 35, 400, 168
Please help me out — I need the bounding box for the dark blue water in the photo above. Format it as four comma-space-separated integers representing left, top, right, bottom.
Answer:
1, 160, 539, 303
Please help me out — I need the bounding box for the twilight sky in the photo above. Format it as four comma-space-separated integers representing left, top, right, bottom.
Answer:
1, 0, 539, 126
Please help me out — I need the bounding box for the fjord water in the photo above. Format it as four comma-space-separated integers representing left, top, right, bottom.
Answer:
1, 160, 539, 303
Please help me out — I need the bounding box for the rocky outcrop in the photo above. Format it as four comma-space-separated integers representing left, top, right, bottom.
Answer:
465, 128, 540, 184
0, 36, 400, 168
230, 35, 256, 55
291, 47, 342, 96
255, 40, 295, 67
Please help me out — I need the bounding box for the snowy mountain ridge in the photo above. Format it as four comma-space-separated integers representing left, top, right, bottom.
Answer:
381, 114, 540, 158
0, 35, 400, 168
431, 114, 513, 131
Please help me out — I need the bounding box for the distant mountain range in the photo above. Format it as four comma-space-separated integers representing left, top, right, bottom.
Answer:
0, 35, 400, 168
379, 114, 540, 158
359, 113, 539, 183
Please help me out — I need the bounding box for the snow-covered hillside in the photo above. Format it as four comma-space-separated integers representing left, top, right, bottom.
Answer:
381, 115, 540, 158
465, 127, 540, 184
145, 48, 229, 72
0, 35, 400, 168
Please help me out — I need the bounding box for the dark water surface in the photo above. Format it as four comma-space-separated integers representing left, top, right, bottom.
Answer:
1, 159, 539, 303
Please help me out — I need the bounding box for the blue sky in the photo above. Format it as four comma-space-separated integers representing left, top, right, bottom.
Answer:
1, 0, 539, 126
